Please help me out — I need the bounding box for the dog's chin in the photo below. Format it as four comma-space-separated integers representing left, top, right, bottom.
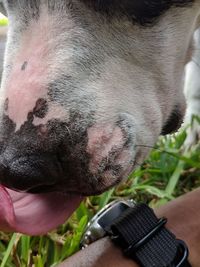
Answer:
0, 185, 83, 235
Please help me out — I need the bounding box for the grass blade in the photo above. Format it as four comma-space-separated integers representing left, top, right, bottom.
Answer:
0, 233, 17, 267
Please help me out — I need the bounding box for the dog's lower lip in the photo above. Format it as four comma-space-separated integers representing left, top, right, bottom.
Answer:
26, 184, 58, 194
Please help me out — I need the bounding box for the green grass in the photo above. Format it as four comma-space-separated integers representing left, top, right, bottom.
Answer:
0, 117, 199, 267
0, 15, 8, 27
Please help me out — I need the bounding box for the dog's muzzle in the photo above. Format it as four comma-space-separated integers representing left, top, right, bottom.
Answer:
0, 153, 61, 193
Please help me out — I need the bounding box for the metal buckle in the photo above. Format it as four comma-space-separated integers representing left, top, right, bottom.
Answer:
80, 199, 135, 249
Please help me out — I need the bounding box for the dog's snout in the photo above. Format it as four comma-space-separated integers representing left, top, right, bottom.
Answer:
0, 112, 139, 195
0, 153, 59, 193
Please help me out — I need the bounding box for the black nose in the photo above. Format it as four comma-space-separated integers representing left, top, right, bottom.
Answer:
0, 153, 60, 193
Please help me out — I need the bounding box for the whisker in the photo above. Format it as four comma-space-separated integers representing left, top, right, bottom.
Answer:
135, 144, 180, 159
135, 144, 156, 150
134, 160, 144, 167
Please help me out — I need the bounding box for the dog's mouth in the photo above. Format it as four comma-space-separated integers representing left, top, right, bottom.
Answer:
0, 114, 139, 234
0, 185, 83, 235
0, 151, 134, 235
0, 150, 134, 235
0, 153, 134, 235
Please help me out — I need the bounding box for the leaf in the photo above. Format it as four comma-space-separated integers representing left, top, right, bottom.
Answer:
98, 188, 115, 210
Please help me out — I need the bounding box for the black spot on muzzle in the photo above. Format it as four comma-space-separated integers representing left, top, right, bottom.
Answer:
0, 99, 98, 194
0, 98, 134, 195
82, 0, 193, 25
33, 98, 48, 118
21, 61, 28, 71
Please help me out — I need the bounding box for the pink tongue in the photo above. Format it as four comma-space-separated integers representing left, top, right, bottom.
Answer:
0, 186, 15, 231
0, 186, 83, 235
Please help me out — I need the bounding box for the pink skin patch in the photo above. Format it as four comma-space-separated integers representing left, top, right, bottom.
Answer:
86, 124, 134, 176
86, 123, 137, 191
87, 125, 124, 174
3, 11, 58, 131
5, 42, 49, 130
0, 186, 83, 235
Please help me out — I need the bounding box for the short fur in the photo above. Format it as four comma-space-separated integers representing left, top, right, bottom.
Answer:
0, 0, 199, 194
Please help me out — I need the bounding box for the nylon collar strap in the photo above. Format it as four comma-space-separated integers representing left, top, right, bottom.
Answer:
105, 203, 191, 267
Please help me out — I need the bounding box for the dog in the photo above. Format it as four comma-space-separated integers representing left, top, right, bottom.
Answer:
0, 0, 199, 235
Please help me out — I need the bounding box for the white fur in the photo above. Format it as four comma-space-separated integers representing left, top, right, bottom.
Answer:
184, 28, 200, 146
0, 26, 6, 80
